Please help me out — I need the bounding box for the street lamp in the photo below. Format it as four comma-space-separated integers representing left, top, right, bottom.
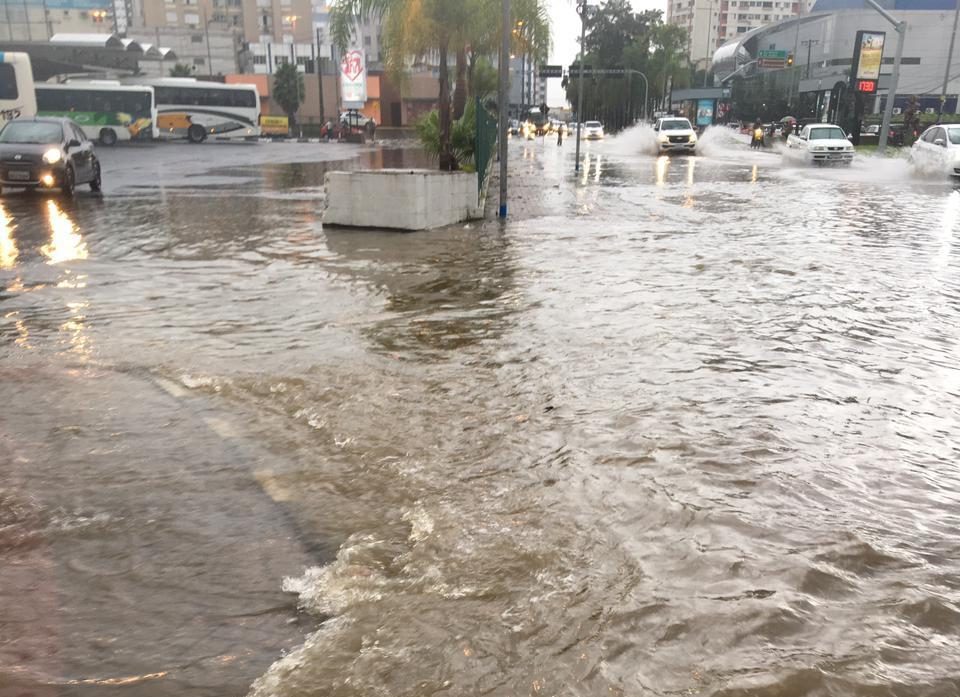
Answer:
574, 0, 596, 173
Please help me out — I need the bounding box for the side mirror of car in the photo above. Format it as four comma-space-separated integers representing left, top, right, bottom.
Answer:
935, 138, 946, 147
67, 139, 81, 150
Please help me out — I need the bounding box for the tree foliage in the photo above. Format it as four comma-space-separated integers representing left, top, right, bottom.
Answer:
330, 0, 550, 170
273, 62, 306, 123
564, 0, 690, 132
169, 63, 194, 77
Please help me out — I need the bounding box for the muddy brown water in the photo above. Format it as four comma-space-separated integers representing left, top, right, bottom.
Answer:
2, 135, 960, 697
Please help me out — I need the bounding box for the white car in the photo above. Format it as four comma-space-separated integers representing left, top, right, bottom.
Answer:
910, 124, 960, 179
785, 123, 854, 165
583, 121, 604, 140
654, 117, 697, 154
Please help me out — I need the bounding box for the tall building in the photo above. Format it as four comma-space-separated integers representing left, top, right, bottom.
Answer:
668, 0, 814, 70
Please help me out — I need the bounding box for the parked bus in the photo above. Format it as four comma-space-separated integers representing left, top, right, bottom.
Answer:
0, 52, 37, 130
134, 78, 260, 143
35, 82, 157, 145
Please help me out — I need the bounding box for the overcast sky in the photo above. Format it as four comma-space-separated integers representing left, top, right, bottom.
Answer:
545, 0, 668, 105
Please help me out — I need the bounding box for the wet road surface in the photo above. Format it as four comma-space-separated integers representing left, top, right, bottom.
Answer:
2, 134, 960, 696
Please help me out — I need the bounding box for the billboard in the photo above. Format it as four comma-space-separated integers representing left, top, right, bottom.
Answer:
851, 30, 885, 86
340, 49, 366, 109
696, 99, 714, 126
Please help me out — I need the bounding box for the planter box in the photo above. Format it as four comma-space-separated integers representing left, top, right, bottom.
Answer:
323, 169, 481, 231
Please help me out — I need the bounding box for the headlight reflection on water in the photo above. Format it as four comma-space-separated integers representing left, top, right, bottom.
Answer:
0, 202, 17, 269
42, 199, 88, 264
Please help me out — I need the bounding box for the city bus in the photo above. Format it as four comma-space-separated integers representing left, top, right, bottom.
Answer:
0, 52, 37, 130
134, 78, 260, 143
35, 82, 157, 145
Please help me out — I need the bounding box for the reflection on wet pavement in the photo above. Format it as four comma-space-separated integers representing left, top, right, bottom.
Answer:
2, 136, 960, 697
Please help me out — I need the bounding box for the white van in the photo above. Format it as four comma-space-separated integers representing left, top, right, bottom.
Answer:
0, 52, 37, 129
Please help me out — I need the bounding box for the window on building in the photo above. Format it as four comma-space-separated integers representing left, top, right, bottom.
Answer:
253, 54, 266, 64
183, 0, 196, 5
165, 11, 178, 22
363, 36, 371, 46
193, 57, 206, 66
191, 33, 203, 42
184, 12, 199, 24
256, 0, 270, 6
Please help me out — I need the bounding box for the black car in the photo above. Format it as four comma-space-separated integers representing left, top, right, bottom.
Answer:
0, 117, 102, 196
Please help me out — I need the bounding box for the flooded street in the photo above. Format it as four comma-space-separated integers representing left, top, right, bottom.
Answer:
2, 134, 960, 696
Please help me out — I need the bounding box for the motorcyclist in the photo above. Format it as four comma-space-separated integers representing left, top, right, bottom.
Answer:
751, 119, 764, 149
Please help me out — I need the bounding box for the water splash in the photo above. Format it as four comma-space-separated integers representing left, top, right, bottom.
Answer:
600, 123, 659, 156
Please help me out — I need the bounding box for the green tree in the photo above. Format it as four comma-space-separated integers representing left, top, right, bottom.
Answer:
331, 0, 550, 170
564, 2, 685, 130
169, 63, 194, 77
273, 62, 305, 133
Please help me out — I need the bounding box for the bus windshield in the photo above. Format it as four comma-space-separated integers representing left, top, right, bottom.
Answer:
0, 120, 62, 143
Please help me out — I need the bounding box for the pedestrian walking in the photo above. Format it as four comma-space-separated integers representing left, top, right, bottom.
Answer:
557, 126, 564, 146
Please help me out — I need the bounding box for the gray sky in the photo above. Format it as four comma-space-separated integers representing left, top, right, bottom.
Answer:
545, 0, 667, 105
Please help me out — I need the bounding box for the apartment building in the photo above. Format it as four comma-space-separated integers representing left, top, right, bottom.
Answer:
668, 0, 814, 68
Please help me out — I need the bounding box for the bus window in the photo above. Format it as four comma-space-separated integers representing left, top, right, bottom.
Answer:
233, 90, 255, 107
0, 65, 18, 100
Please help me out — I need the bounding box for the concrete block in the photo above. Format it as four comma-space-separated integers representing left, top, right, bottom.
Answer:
323, 169, 480, 231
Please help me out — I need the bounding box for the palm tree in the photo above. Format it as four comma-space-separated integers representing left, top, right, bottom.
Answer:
331, 0, 550, 170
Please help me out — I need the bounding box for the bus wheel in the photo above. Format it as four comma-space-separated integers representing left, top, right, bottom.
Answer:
99, 128, 118, 146
187, 125, 207, 144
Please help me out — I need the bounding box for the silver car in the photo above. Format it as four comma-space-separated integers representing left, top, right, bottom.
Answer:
910, 124, 960, 179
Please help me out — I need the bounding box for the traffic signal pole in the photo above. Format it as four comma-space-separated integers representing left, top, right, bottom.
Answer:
498, 0, 510, 218
574, 0, 587, 173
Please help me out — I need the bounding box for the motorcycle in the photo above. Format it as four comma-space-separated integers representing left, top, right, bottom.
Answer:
750, 127, 765, 149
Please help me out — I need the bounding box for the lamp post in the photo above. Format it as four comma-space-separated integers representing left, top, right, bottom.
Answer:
864, 0, 906, 154
498, 0, 510, 218
574, 0, 590, 173
202, 7, 215, 76
316, 27, 326, 125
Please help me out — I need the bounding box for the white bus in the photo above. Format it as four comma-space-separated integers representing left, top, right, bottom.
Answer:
35, 82, 158, 145
0, 52, 37, 130
135, 78, 260, 143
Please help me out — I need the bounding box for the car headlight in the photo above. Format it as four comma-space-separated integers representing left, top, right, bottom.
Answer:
43, 148, 62, 164
657, 134, 669, 142
690, 133, 698, 143
811, 146, 825, 152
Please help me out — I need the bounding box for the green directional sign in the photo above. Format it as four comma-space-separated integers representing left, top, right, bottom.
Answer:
758, 49, 788, 60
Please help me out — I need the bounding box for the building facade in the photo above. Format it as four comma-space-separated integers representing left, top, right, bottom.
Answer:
712, 0, 960, 114
669, 0, 815, 69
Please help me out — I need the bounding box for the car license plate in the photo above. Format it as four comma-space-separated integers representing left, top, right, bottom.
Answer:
7, 169, 30, 181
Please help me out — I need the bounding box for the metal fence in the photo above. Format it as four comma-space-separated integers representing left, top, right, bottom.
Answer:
474, 97, 498, 197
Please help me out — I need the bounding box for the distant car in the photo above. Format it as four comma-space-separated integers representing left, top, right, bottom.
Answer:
339, 110, 376, 136
910, 124, 960, 178
583, 121, 604, 140
654, 117, 697, 154
785, 123, 854, 166
508, 119, 520, 135
0, 117, 101, 196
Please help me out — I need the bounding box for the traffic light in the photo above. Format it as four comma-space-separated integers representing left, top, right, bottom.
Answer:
787, 54, 794, 66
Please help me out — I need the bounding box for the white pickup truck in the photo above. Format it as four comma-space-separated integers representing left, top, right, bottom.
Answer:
785, 123, 855, 166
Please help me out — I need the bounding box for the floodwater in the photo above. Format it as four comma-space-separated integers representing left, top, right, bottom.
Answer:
2, 135, 960, 697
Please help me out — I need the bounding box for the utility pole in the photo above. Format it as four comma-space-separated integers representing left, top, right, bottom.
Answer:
316, 27, 326, 124
203, 7, 214, 77
802, 38, 819, 79
574, 0, 588, 173
498, 0, 510, 218
703, 0, 714, 87
940, 0, 960, 119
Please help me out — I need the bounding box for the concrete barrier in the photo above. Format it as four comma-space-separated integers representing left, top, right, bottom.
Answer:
323, 169, 482, 231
